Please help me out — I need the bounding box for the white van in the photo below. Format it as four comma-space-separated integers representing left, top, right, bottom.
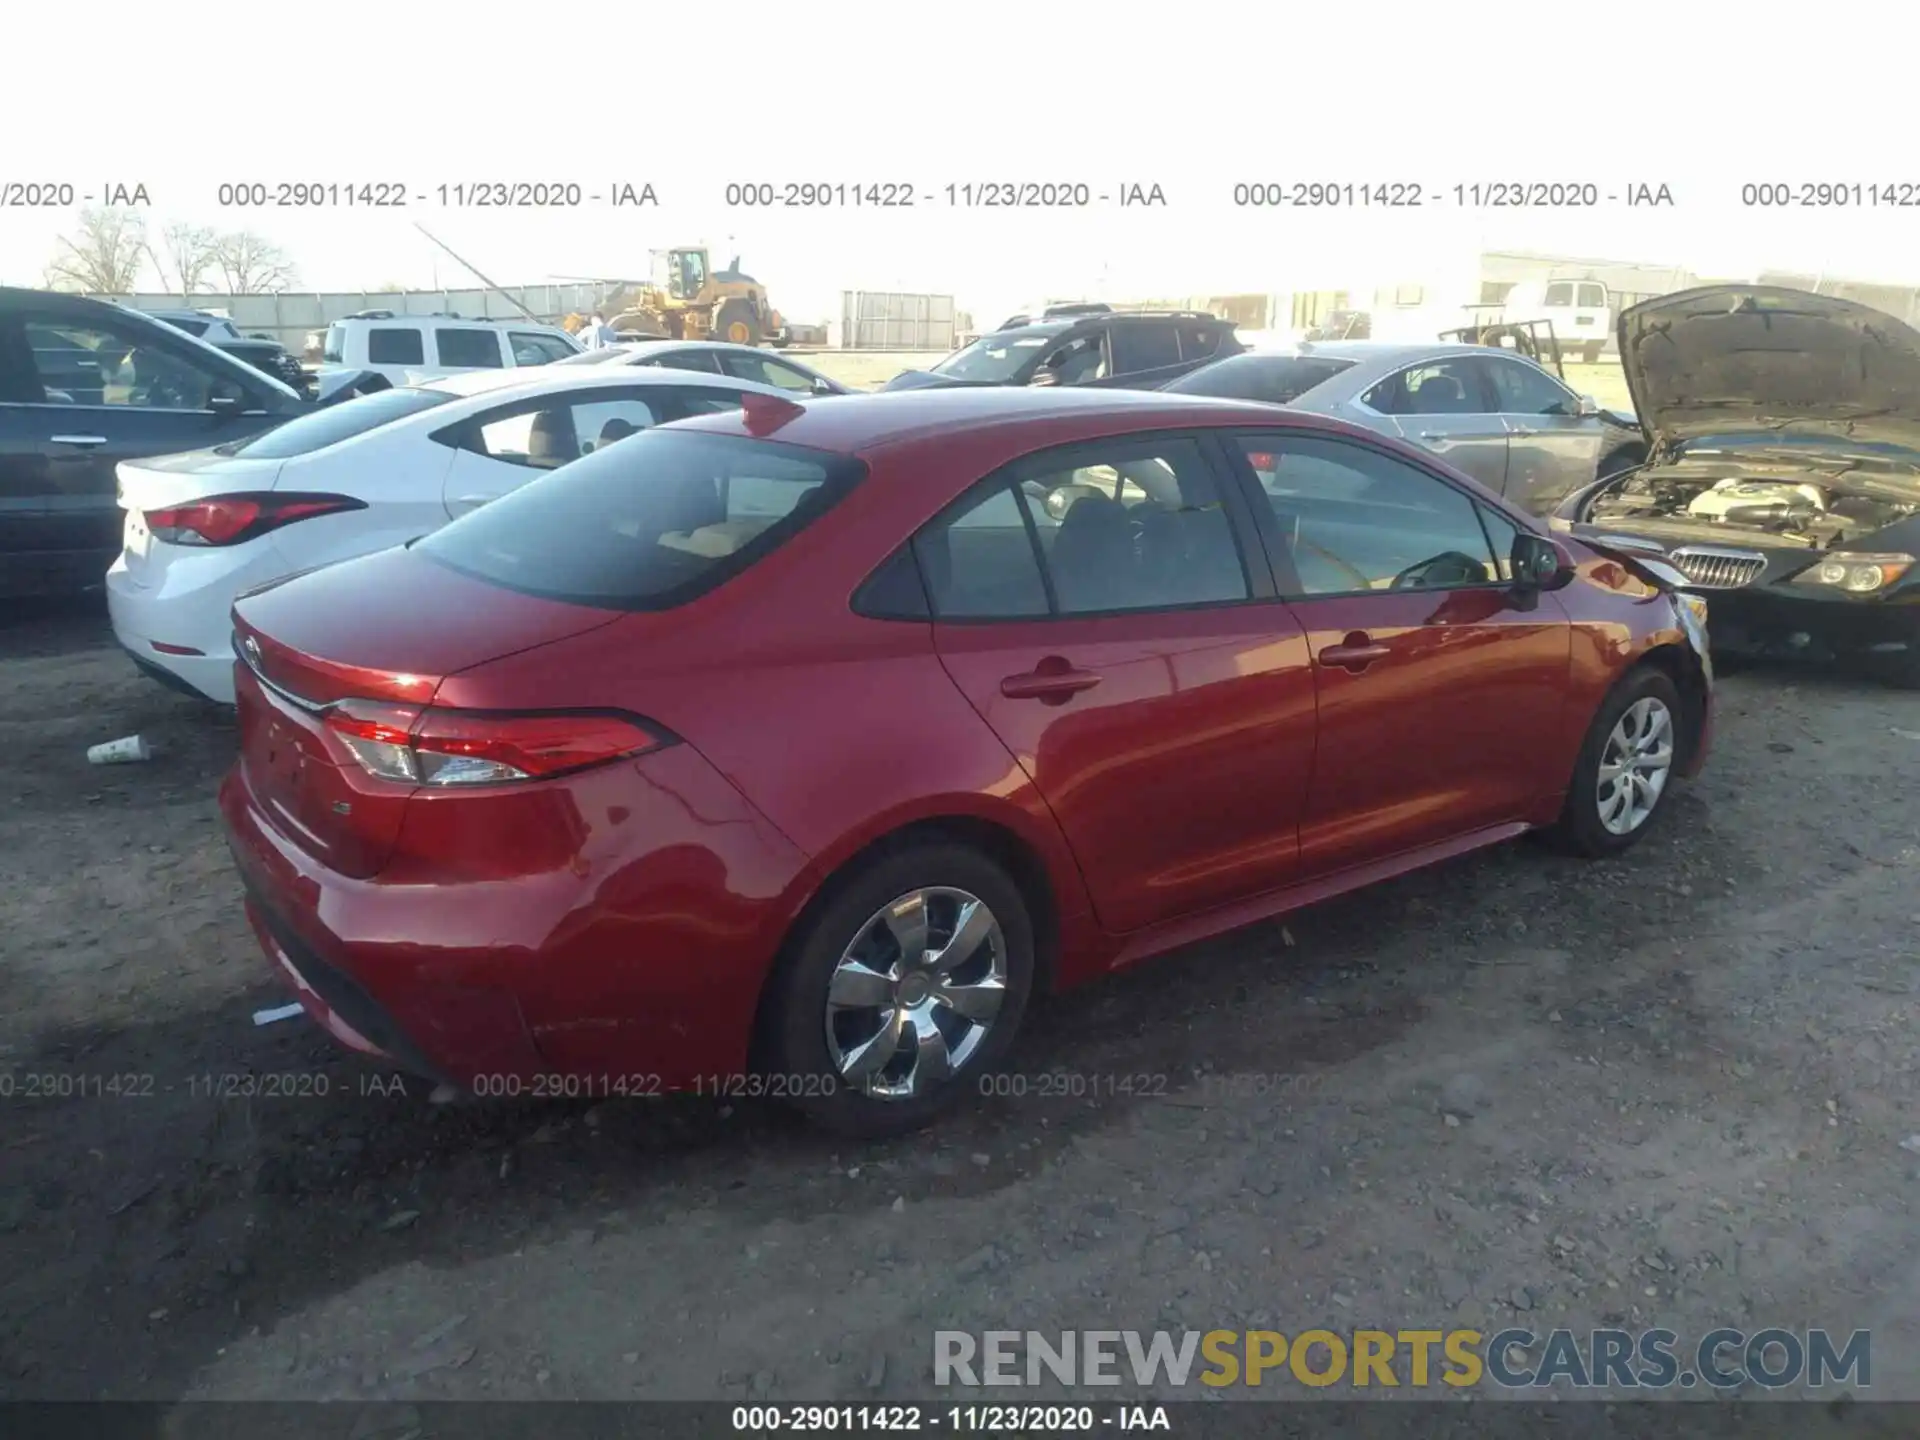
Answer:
1497, 281, 1613, 363
316, 312, 582, 387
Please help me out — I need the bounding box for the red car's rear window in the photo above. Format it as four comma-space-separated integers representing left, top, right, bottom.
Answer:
415, 428, 864, 609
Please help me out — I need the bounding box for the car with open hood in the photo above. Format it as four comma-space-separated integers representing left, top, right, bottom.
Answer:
1553, 285, 1920, 686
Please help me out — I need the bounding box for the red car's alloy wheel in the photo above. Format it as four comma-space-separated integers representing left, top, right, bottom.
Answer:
1595, 695, 1675, 837
1547, 666, 1687, 858
824, 886, 1009, 1100
763, 842, 1036, 1138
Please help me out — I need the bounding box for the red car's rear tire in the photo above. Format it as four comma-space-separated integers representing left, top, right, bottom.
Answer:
762, 842, 1036, 1138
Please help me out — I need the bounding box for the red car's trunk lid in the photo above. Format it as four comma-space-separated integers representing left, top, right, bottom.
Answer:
231, 544, 624, 877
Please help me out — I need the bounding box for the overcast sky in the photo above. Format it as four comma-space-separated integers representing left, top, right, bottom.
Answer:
4, 0, 1912, 325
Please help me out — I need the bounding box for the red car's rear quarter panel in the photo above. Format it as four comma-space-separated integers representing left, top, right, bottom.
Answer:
223, 702, 814, 1086
388, 745, 809, 1081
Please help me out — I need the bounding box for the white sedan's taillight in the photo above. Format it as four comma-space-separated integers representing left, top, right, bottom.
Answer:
142, 493, 365, 547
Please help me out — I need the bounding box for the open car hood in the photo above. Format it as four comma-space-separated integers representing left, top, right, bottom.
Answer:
1618, 285, 1920, 453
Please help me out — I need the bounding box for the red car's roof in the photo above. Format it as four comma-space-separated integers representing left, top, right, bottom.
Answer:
664, 385, 1352, 461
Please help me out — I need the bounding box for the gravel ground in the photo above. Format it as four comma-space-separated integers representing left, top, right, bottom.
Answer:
1, 589, 1915, 1407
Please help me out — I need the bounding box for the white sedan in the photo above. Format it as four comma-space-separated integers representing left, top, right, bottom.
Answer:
106, 365, 801, 704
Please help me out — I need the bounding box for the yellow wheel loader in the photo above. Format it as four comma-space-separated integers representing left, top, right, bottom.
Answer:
605, 248, 790, 348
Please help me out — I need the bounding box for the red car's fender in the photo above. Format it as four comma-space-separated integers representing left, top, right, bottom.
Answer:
1550, 541, 1713, 793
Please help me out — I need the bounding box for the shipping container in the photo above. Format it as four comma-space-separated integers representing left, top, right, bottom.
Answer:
838, 291, 957, 350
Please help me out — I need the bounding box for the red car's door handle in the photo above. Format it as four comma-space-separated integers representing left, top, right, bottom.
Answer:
1000, 664, 1102, 702
1319, 635, 1391, 672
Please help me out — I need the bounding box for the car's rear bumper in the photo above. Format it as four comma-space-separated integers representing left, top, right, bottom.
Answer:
106, 549, 259, 704
217, 735, 814, 1093
241, 885, 457, 1086
220, 765, 553, 1085
112, 629, 237, 705
119, 641, 227, 705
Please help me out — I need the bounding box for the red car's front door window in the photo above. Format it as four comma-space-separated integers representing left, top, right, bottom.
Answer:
1231, 432, 1574, 875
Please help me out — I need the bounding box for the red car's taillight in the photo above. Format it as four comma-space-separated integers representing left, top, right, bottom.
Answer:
143, 493, 365, 547
325, 701, 669, 786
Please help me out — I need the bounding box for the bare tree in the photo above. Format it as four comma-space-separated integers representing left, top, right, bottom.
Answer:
44, 208, 150, 294
211, 232, 297, 294
149, 223, 220, 298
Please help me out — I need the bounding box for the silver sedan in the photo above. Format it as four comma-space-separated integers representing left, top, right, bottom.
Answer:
551, 338, 851, 395
1164, 341, 1645, 516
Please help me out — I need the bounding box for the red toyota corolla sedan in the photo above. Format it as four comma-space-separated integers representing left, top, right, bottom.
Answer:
220, 386, 1713, 1136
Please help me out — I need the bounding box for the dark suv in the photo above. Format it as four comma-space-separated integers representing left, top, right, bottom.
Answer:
145, 310, 315, 399
0, 288, 319, 598
883, 311, 1243, 393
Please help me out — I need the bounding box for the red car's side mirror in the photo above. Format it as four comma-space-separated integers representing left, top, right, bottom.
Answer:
1512, 532, 1576, 591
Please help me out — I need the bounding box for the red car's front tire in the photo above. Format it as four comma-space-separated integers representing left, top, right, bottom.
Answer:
1545, 666, 1686, 858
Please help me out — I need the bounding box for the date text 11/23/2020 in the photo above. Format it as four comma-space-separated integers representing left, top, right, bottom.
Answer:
731, 1404, 1171, 1432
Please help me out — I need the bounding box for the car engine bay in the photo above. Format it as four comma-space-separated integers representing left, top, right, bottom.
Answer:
1589, 452, 1920, 550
